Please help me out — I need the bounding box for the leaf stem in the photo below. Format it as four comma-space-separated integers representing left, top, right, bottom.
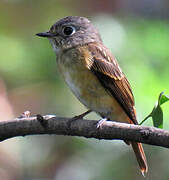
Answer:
139, 114, 152, 125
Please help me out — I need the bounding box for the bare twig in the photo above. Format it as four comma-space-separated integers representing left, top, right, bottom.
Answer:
0, 115, 169, 148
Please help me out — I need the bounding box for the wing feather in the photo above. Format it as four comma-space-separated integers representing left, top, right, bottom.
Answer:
85, 43, 137, 124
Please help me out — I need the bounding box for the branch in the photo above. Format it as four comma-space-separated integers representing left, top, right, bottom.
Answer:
0, 115, 169, 148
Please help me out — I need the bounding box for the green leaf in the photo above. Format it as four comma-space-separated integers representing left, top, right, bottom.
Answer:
140, 92, 169, 128
151, 103, 163, 128
158, 92, 169, 105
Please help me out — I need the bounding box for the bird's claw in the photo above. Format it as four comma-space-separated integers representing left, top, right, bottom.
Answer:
96, 118, 107, 129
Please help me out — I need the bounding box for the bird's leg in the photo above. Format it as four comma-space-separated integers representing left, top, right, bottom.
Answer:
67, 110, 92, 130
72, 110, 92, 120
96, 118, 108, 129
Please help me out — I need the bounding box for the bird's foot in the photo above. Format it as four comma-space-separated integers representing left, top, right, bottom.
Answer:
96, 118, 107, 129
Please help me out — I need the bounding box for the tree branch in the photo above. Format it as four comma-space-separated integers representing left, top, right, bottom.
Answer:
0, 115, 169, 148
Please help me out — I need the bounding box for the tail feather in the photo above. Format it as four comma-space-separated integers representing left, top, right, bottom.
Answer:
131, 142, 148, 176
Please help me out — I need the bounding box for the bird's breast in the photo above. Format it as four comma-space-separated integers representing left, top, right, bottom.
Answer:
56, 48, 129, 122
58, 59, 105, 106
57, 53, 113, 113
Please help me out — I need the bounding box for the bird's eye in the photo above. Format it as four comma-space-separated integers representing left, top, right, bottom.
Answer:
62, 26, 76, 36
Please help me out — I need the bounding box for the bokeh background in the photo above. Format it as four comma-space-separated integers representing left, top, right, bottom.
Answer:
0, 0, 169, 179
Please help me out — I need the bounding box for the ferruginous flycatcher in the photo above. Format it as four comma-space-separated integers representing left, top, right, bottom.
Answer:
36, 16, 148, 175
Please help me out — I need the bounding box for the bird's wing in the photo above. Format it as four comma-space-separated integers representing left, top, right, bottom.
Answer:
85, 43, 137, 124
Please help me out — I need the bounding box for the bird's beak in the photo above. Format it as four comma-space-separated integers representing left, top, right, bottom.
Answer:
36, 32, 55, 38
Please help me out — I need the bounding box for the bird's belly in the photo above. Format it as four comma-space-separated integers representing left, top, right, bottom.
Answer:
58, 63, 128, 122
63, 67, 108, 112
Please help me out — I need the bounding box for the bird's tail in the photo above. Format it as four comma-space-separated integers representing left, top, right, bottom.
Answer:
131, 142, 148, 176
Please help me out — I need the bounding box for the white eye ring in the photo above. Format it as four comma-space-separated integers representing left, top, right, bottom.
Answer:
62, 26, 76, 36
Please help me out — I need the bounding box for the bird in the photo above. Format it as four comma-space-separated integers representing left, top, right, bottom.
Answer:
36, 16, 148, 175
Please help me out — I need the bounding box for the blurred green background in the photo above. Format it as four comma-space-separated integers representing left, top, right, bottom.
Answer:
0, 0, 169, 180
